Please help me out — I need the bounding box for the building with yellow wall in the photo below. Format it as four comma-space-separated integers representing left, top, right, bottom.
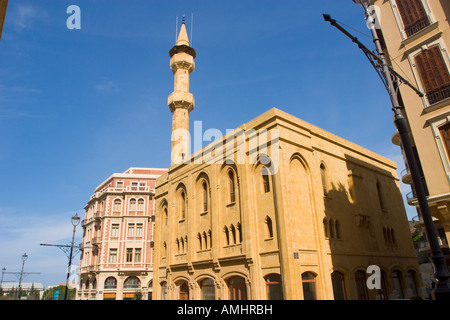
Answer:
372, 0, 450, 267
152, 19, 425, 300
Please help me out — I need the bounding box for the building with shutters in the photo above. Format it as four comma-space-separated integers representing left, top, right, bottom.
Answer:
151, 19, 426, 300
76, 167, 167, 300
372, 0, 450, 267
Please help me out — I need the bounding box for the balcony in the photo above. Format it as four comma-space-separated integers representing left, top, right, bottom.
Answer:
405, 16, 430, 38
406, 191, 417, 206
391, 132, 401, 146
427, 85, 450, 106
400, 168, 412, 184
417, 238, 449, 253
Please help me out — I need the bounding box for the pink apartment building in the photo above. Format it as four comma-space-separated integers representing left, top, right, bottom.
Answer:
76, 167, 167, 300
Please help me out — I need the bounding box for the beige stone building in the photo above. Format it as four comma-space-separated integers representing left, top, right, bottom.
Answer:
373, 0, 450, 266
77, 167, 167, 300
152, 20, 425, 300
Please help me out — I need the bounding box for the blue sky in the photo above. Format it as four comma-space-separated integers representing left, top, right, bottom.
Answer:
0, 0, 417, 289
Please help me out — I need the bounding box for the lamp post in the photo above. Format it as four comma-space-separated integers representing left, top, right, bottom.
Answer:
17, 253, 28, 299
64, 213, 80, 300
344, 0, 450, 299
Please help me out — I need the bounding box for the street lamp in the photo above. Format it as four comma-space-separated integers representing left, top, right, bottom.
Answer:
64, 213, 80, 300
346, 0, 450, 299
17, 253, 28, 299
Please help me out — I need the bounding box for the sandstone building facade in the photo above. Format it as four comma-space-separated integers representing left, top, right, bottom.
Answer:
152, 20, 425, 300
374, 0, 450, 261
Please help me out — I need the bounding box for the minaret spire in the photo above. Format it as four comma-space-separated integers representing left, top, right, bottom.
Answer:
168, 18, 196, 166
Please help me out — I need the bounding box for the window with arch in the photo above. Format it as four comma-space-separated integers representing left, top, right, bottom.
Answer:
104, 277, 117, 289
331, 271, 346, 300
320, 163, 329, 196
129, 198, 136, 211
265, 274, 283, 300
164, 207, 168, 226
161, 281, 168, 300
261, 167, 270, 193
180, 190, 186, 220
407, 270, 419, 297
392, 270, 404, 299
329, 219, 335, 239
202, 180, 209, 213
395, 0, 430, 38
230, 224, 236, 244
376, 182, 385, 211
124, 276, 141, 289
301, 272, 317, 300
163, 242, 167, 257
265, 216, 274, 239
137, 198, 145, 211
355, 270, 369, 300
415, 46, 450, 105
224, 226, 230, 246
113, 199, 121, 212
228, 170, 236, 203
323, 218, 329, 238
439, 122, 450, 160
228, 276, 247, 300
200, 278, 216, 300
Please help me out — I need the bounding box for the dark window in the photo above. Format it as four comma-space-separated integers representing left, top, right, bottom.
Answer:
439, 122, 450, 160
396, 0, 430, 37
415, 46, 450, 105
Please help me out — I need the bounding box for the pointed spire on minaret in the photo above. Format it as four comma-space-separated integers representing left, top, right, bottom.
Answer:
176, 15, 190, 46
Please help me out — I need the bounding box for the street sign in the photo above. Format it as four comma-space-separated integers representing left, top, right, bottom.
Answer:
53, 290, 60, 300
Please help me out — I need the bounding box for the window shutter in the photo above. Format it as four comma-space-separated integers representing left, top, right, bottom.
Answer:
415, 47, 450, 93
396, 0, 427, 28
440, 123, 450, 159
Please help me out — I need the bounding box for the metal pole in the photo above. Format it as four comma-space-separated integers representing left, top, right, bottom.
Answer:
360, 2, 450, 299
64, 225, 76, 300
17, 254, 27, 299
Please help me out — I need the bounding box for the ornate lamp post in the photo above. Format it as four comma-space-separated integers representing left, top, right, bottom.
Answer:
64, 213, 80, 300
17, 253, 28, 299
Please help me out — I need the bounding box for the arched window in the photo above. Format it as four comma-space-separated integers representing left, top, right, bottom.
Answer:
323, 218, 329, 238
180, 190, 186, 220
230, 224, 236, 244
113, 199, 121, 212
161, 281, 168, 300
197, 233, 202, 251
329, 219, 335, 239
92, 278, 97, 290
407, 270, 419, 297
261, 167, 270, 193
202, 231, 208, 249
163, 242, 167, 257
265, 274, 283, 300
335, 220, 340, 239
164, 208, 168, 226
176, 238, 180, 254
104, 277, 117, 289
228, 276, 247, 300
301, 272, 317, 300
137, 198, 144, 211
228, 170, 236, 203
200, 278, 216, 300
376, 182, 385, 211
129, 198, 136, 211
236, 223, 242, 243
179, 282, 189, 300
320, 163, 328, 196
224, 226, 230, 246
124, 276, 141, 289
331, 271, 346, 300
202, 181, 208, 212
265, 216, 273, 239
392, 270, 404, 299
355, 270, 368, 300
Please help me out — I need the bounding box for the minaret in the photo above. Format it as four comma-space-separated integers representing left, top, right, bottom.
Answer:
168, 17, 196, 166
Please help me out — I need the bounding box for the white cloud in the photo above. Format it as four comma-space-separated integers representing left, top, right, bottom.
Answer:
12, 4, 49, 31
95, 79, 119, 93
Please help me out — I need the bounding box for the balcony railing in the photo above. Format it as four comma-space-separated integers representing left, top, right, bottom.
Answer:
405, 16, 430, 37
427, 85, 450, 106
400, 168, 412, 184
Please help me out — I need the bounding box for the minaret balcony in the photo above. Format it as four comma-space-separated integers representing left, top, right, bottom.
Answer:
168, 91, 195, 112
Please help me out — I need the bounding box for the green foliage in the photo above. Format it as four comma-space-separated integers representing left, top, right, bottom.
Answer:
42, 285, 76, 300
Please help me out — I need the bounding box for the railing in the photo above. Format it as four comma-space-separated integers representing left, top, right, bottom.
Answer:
400, 168, 412, 184
405, 16, 430, 37
406, 191, 417, 204
427, 85, 450, 105
90, 186, 154, 200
